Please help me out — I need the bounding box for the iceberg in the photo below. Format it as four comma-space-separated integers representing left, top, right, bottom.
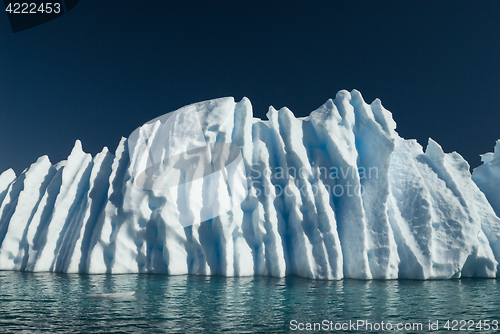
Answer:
1, 90, 499, 280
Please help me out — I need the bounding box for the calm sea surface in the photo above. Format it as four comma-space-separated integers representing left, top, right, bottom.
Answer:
0, 271, 499, 333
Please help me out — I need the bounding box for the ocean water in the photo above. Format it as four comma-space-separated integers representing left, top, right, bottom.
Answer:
0, 272, 499, 333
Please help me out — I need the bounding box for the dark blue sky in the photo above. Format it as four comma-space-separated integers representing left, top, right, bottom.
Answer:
1, 1, 500, 175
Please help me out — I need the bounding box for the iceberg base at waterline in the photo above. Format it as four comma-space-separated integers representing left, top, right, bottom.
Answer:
1, 90, 499, 280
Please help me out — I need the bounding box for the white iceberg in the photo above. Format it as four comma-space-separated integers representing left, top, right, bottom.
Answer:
0, 90, 499, 280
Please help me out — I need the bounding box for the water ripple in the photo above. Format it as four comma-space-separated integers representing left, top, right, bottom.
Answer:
0, 273, 499, 333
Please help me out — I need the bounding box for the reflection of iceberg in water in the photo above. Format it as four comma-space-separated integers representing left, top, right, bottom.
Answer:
88, 291, 136, 301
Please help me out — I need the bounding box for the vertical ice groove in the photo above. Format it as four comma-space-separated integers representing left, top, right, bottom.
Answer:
267, 106, 312, 278
244, 116, 286, 277
52, 163, 92, 273
66, 147, 114, 273
112, 140, 150, 274
143, 193, 169, 274
25, 166, 63, 271
0, 169, 16, 209
239, 111, 271, 276
308, 93, 371, 279
277, 106, 338, 279
0, 156, 53, 270
196, 99, 233, 275
0, 169, 18, 248
301, 119, 343, 279
230, 97, 254, 276
201, 99, 236, 276
34, 140, 92, 272
234, 98, 261, 275
88, 138, 130, 273
0, 174, 26, 253
350, 91, 399, 279
206, 100, 249, 276
183, 221, 210, 275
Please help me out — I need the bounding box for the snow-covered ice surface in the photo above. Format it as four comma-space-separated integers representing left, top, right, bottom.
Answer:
1, 90, 500, 279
